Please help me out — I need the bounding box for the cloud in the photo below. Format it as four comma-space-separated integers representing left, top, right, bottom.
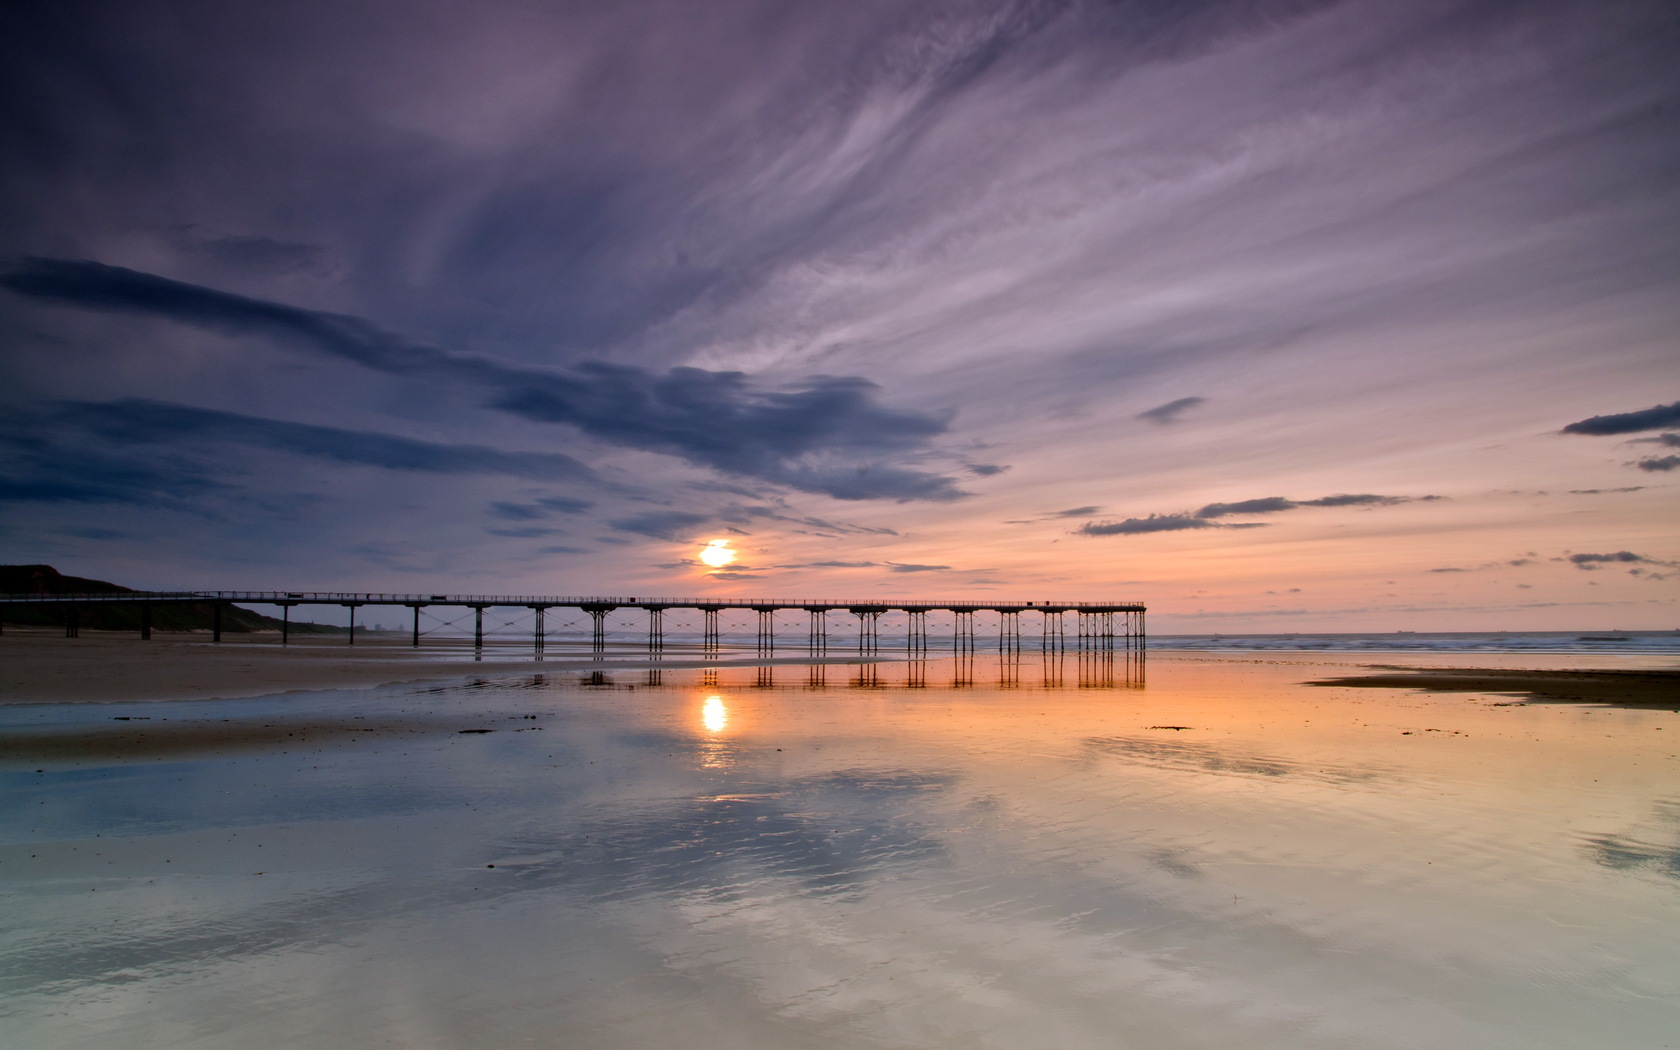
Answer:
967, 464, 1009, 476
886, 562, 951, 573
1631, 433, 1680, 447
1569, 487, 1645, 495
778, 560, 879, 568
606, 510, 709, 540
1136, 397, 1205, 425
1428, 567, 1468, 573
1635, 455, 1680, 472
1053, 506, 1103, 518
1195, 496, 1297, 518
1568, 551, 1674, 570
53, 399, 599, 482
1077, 514, 1216, 536
2, 259, 965, 501
1561, 401, 1680, 436
1197, 493, 1418, 518
491, 496, 594, 520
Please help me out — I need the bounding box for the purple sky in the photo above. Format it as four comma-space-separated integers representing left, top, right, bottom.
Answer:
2, 0, 1676, 630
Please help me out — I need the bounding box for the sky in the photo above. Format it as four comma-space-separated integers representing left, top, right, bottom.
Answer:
1, 0, 1676, 631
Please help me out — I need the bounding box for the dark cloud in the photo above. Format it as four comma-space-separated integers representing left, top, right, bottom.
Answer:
1428, 567, 1468, 573
1054, 506, 1103, 518
1635, 455, 1679, 472
887, 562, 950, 573
1569, 487, 1645, 494
1631, 433, 1680, 447
166, 226, 331, 277
536, 546, 589, 555
1561, 401, 1680, 436
52, 399, 598, 482
967, 464, 1009, 476
1136, 397, 1205, 425
1077, 514, 1215, 536
606, 511, 710, 540
1195, 496, 1297, 518
2, 258, 964, 502
490, 496, 594, 521
778, 561, 878, 568
1298, 494, 1420, 508
1197, 493, 1417, 518
486, 526, 565, 538
1568, 551, 1672, 570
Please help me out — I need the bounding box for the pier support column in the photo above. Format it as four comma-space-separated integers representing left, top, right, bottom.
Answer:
1041, 611, 1064, 651
853, 610, 881, 654
952, 610, 975, 653
474, 606, 486, 650
342, 603, 362, 645
701, 608, 721, 653
907, 610, 927, 653
210, 603, 220, 643
140, 604, 151, 641
534, 606, 547, 656
998, 611, 1020, 652
408, 604, 420, 648
806, 609, 827, 653
645, 607, 665, 652
586, 608, 607, 653
279, 603, 291, 646
753, 607, 776, 654
65, 605, 80, 638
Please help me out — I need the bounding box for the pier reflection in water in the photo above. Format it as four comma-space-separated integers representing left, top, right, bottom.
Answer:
2, 652, 1675, 1050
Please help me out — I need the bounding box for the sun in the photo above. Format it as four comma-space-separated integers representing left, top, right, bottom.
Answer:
698, 539, 737, 568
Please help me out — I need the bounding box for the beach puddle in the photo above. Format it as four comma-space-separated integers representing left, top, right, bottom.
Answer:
2, 653, 1677, 1048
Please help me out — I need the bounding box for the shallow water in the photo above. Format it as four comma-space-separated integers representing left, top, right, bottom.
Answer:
2, 653, 1677, 1049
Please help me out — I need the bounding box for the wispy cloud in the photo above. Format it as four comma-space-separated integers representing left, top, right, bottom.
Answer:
1136, 396, 1205, 425
606, 511, 710, 540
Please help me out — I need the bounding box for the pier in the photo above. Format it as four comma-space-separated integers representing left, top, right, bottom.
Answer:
0, 591, 1145, 655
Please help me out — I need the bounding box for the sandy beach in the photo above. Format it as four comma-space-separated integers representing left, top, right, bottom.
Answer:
0, 630, 881, 705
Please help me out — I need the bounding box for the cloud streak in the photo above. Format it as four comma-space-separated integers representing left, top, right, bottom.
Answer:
3, 258, 966, 502
1561, 402, 1680, 436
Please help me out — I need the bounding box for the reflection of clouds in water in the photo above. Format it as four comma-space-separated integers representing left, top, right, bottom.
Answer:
1581, 798, 1680, 882
1081, 736, 1385, 786
500, 769, 959, 902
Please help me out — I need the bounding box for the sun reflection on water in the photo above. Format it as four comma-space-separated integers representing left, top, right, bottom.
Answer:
701, 695, 728, 734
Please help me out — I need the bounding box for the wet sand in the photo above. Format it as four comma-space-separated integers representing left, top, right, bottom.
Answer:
1310, 667, 1680, 707
0, 630, 876, 704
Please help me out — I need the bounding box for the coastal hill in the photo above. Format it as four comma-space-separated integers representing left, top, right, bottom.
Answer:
0, 564, 345, 633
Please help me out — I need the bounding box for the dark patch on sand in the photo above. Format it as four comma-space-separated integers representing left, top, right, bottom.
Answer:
1308, 668, 1680, 708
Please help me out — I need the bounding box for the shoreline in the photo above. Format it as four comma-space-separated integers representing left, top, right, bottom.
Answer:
0, 631, 891, 704
4, 629, 1677, 706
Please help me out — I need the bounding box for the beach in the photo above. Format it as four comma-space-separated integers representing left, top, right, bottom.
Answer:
3, 636, 1678, 1049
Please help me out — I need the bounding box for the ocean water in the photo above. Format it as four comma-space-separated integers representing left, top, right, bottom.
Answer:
2, 652, 1676, 1049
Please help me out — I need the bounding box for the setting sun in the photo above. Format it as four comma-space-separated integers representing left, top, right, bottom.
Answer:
698, 540, 736, 568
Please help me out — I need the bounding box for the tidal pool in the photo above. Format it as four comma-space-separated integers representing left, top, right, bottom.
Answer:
2, 652, 1677, 1049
